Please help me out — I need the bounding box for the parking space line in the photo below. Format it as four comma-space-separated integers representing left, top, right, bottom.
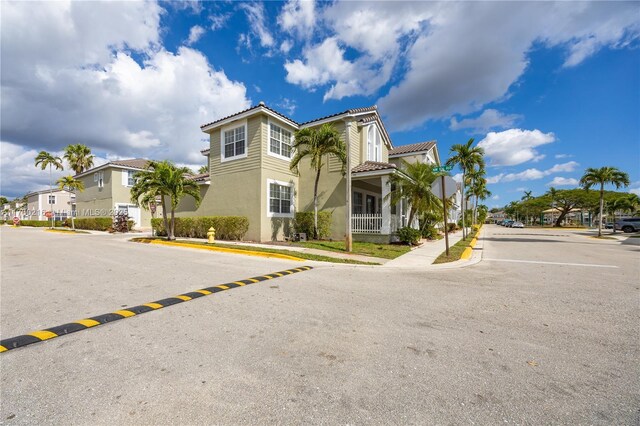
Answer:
483, 258, 617, 268
0, 266, 314, 353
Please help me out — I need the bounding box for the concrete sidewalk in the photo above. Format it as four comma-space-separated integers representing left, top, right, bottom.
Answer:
383, 230, 467, 267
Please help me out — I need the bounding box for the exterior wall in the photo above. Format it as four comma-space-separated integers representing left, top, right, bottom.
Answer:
357, 121, 390, 165
76, 169, 114, 218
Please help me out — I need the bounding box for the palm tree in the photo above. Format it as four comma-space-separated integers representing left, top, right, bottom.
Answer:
198, 165, 208, 174
545, 187, 558, 226
446, 138, 485, 239
579, 166, 630, 237
131, 161, 201, 240
388, 160, 441, 226
521, 190, 533, 201
56, 176, 84, 230
465, 166, 486, 224
290, 123, 346, 239
63, 144, 94, 175
470, 179, 491, 224
34, 151, 64, 228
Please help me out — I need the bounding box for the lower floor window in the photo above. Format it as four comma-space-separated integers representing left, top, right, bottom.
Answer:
353, 191, 363, 214
269, 182, 292, 215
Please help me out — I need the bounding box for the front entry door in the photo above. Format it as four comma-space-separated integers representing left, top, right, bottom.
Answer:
366, 195, 376, 214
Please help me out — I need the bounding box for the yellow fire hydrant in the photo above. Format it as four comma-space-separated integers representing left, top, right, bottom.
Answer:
207, 227, 216, 244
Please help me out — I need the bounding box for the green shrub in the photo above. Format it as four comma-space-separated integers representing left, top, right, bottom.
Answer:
421, 225, 439, 239
67, 217, 134, 231
397, 226, 421, 245
447, 223, 458, 233
293, 211, 332, 239
151, 216, 249, 240
17, 220, 64, 227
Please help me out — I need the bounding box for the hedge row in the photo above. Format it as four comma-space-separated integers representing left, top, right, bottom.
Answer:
64, 217, 134, 231
17, 220, 64, 227
151, 216, 249, 240
292, 211, 332, 239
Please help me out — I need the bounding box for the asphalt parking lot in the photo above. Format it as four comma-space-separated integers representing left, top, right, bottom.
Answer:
1, 226, 638, 425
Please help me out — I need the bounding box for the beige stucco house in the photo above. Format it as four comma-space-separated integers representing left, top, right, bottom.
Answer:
74, 159, 157, 229
21, 188, 74, 221
177, 103, 441, 242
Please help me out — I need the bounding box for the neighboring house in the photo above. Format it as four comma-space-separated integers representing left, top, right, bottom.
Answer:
2, 201, 26, 221
177, 102, 441, 243
74, 159, 157, 229
21, 189, 74, 221
488, 210, 507, 223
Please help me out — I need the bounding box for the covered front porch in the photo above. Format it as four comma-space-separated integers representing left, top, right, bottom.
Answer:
350, 162, 416, 243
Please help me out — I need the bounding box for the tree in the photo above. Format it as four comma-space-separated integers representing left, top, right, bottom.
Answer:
465, 167, 486, 224
198, 165, 208, 174
521, 190, 533, 201
290, 123, 346, 239
56, 176, 84, 230
580, 166, 630, 237
552, 189, 598, 227
469, 177, 490, 225
131, 161, 201, 240
388, 160, 441, 226
0, 196, 8, 206
63, 144, 94, 175
446, 138, 484, 239
34, 151, 64, 228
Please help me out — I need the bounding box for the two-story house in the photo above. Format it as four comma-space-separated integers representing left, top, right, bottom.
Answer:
177, 103, 441, 243
74, 159, 157, 229
23, 189, 74, 221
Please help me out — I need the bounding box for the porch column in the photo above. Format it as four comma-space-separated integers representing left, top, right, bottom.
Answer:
381, 175, 391, 234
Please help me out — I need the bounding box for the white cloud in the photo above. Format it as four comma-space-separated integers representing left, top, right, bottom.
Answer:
239, 3, 275, 48
280, 40, 293, 54
554, 153, 573, 159
277, 2, 639, 130
278, 0, 316, 39
1, 1, 251, 196
284, 37, 394, 100
450, 109, 522, 133
487, 161, 580, 184
492, 195, 500, 200
477, 129, 556, 166
629, 181, 640, 196
274, 98, 297, 116
186, 25, 206, 45
547, 177, 579, 187
631, 188, 640, 196
209, 13, 230, 31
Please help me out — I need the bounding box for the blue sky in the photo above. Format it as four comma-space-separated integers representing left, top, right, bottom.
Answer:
1, 1, 639, 204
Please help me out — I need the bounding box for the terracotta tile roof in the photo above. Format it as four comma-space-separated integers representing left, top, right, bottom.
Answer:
200, 148, 210, 155
389, 141, 436, 156
109, 158, 151, 169
351, 161, 397, 174
187, 173, 210, 182
200, 103, 299, 129
300, 106, 378, 126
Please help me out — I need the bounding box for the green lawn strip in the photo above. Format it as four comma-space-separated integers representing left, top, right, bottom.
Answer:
289, 240, 411, 259
130, 238, 379, 265
432, 229, 478, 264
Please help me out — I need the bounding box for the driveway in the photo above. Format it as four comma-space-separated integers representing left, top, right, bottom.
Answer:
1, 226, 638, 424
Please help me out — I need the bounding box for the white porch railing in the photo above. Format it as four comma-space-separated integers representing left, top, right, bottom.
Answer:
352, 214, 383, 233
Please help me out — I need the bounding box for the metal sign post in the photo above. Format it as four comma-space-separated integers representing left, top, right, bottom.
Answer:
431, 165, 454, 256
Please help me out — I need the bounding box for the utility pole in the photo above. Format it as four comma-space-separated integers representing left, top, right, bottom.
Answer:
441, 174, 450, 256
345, 120, 352, 252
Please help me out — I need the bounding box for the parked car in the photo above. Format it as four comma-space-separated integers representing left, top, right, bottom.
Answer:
604, 222, 614, 229
512, 221, 524, 228
614, 218, 640, 233
503, 220, 514, 227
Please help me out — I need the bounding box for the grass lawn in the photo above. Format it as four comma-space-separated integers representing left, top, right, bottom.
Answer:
433, 229, 478, 264
291, 240, 411, 259
130, 238, 379, 265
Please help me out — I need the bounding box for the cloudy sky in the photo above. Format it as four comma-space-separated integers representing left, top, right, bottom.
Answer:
1, 1, 639, 203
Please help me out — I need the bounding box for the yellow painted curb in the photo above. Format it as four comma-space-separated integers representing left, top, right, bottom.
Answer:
469, 238, 477, 248
146, 239, 304, 262
461, 246, 473, 260
44, 229, 82, 234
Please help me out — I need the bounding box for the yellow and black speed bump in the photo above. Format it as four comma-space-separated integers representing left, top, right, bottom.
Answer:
0, 266, 313, 353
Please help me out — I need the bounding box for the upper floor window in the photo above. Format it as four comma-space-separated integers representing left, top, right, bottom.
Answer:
123, 170, 135, 187
269, 123, 292, 159
222, 123, 246, 161
48, 195, 56, 205
268, 180, 293, 217
367, 125, 381, 162
94, 171, 104, 188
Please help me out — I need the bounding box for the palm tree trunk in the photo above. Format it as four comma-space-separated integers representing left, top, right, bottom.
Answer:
598, 184, 604, 237
161, 196, 169, 239
169, 207, 176, 241
461, 169, 466, 239
313, 169, 321, 239
49, 164, 54, 229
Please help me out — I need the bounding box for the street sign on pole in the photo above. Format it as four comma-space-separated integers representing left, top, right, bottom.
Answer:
431, 165, 453, 173
12, 216, 19, 225
430, 176, 457, 199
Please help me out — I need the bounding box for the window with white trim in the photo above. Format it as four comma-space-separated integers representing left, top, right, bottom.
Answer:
367, 125, 382, 162
223, 124, 246, 160
269, 123, 292, 158
127, 170, 135, 186
353, 191, 363, 214
268, 181, 293, 216
48, 195, 56, 205
94, 171, 104, 188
